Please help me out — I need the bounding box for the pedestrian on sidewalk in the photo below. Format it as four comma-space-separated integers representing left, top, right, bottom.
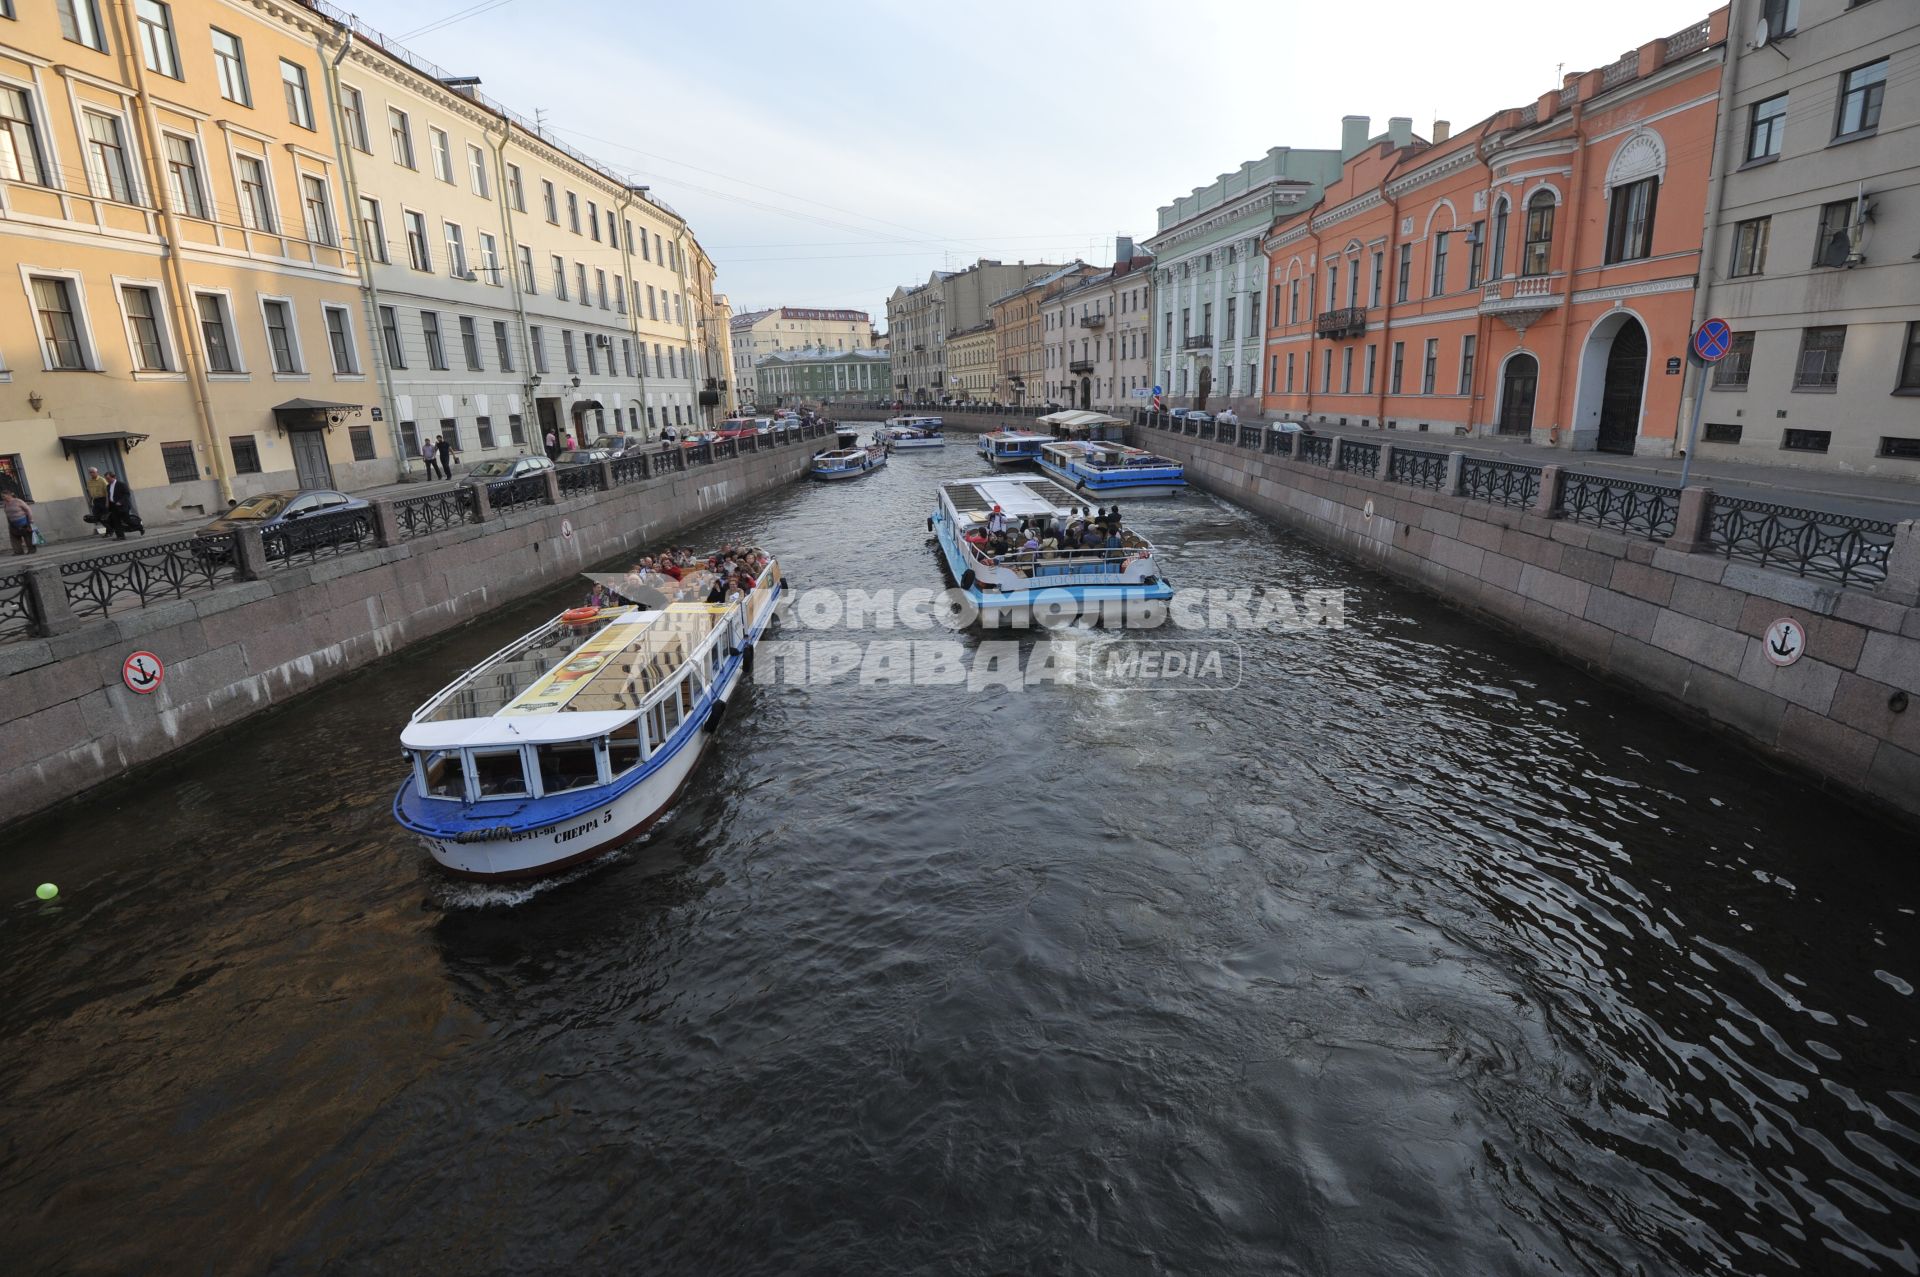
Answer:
544, 428, 559, 462
85, 466, 109, 536
3, 489, 35, 555
436, 435, 454, 479
420, 436, 440, 480
103, 471, 132, 541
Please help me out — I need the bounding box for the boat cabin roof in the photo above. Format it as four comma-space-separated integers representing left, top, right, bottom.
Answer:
816, 446, 868, 461
985, 429, 1050, 442
940, 476, 1091, 523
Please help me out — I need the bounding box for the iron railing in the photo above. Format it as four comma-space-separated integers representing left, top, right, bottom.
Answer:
1388, 447, 1450, 490
652, 447, 686, 473
1706, 496, 1895, 586
1557, 471, 1678, 540
1298, 435, 1334, 466
1337, 439, 1381, 473
556, 465, 601, 499
611, 454, 650, 485
393, 487, 476, 540
62, 534, 238, 618
488, 474, 550, 514
0, 571, 38, 643
269, 508, 374, 568
1461, 458, 1541, 509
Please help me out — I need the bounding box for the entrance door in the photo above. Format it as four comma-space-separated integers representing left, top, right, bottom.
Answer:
535, 397, 561, 449
1079, 377, 1091, 409
1497, 355, 1538, 436
1596, 320, 1647, 454
70, 442, 125, 498
1196, 365, 1212, 411
289, 430, 333, 490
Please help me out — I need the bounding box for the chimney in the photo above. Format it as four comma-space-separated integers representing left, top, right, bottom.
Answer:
1388, 117, 1414, 149
1340, 114, 1371, 159
1433, 119, 1451, 144
1116, 235, 1134, 263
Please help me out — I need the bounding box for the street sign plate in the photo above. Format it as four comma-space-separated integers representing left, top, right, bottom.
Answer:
1666, 357, 1683, 375
1693, 318, 1733, 363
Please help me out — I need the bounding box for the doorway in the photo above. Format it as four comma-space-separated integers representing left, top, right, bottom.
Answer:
1596, 319, 1648, 454
1196, 365, 1212, 411
289, 430, 334, 490
1497, 354, 1538, 436
536, 397, 562, 452
1078, 377, 1091, 409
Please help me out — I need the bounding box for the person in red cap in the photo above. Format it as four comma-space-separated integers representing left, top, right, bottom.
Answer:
986, 504, 1007, 535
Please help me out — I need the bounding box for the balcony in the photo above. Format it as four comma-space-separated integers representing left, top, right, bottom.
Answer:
1181, 333, 1212, 351
1479, 275, 1565, 328
1315, 307, 1366, 339
1068, 359, 1095, 374
1078, 314, 1106, 329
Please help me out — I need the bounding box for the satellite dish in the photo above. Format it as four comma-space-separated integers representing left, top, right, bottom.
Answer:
1752, 17, 1770, 49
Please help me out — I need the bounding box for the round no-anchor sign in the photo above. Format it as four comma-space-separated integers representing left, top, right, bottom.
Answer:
1763, 618, 1806, 667
122, 650, 164, 694
561, 518, 574, 542
1692, 318, 1733, 363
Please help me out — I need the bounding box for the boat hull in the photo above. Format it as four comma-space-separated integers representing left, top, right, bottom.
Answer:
929, 507, 1172, 622
1036, 456, 1186, 498
887, 438, 945, 449
810, 458, 886, 480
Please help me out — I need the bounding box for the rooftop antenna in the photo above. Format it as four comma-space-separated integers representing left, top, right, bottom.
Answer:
534, 107, 548, 136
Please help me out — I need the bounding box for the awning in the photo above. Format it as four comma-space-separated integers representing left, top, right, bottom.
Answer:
271, 398, 362, 433
569, 399, 604, 417
1037, 410, 1125, 429
57, 431, 149, 458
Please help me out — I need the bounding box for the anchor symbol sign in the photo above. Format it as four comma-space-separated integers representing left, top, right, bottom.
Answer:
122, 649, 165, 694
1763, 619, 1805, 668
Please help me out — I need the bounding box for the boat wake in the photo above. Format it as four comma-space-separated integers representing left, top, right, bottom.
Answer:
427, 844, 638, 910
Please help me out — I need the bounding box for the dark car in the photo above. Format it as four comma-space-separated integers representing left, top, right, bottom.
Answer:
193, 489, 371, 562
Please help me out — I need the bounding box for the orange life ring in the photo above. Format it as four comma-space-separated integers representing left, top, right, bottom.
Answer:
560, 606, 600, 625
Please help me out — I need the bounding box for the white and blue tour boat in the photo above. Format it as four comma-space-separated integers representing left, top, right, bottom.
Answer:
393, 555, 782, 880
810, 441, 889, 480
928, 476, 1173, 621
879, 415, 946, 448
977, 429, 1051, 467
1037, 440, 1187, 498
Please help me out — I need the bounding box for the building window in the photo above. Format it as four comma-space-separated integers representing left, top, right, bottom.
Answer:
1814, 198, 1856, 267
1898, 322, 1920, 393
476, 415, 495, 448
280, 60, 312, 130
121, 285, 167, 371
1421, 338, 1438, 394
162, 134, 206, 218
376, 304, 404, 368
1467, 223, 1484, 289
1703, 422, 1743, 444
1459, 334, 1475, 394
508, 413, 525, 445
562, 330, 577, 374
401, 210, 430, 271
1714, 332, 1754, 388
398, 420, 418, 459
529, 325, 546, 374
467, 143, 489, 197
358, 196, 386, 263
576, 263, 589, 307
82, 109, 134, 203
553, 255, 568, 300
459, 315, 482, 371
613, 274, 626, 315
56, 0, 108, 51
300, 174, 334, 246
566, 191, 580, 233
1390, 341, 1405, 394
588, 200, 600, 241
1834, 59, 1887, 139
135, 0, 180, 78
210, 28, 250, 104
1364, 345, 1377, 393
1877, 437, 1920, 459
230, 435, 261, 475
596, 268, 608, 309
262, 299, 300, 373
1430, 231, 1449, 295
585, 338, 598, 376
1782, 429, 1831, 453
421, 311, 446, 370
542, 179, 557, 223
1760, 0, 1798, 36
1489, 199, 1509, 281
388, 108, 414, 168
235, 153, 272, 230
1395, 244, 1411, 302
1522, 192, 1556, 275
1731, 217, 1770, 277
350, 425, 375, 461
430, 127, 452, 182
493, 320, 513, 372
197, 293, 238, 373
515, 245, 534, 293
31, 276, 87, 370
161, 441, 198, 483
1341, 346, 1353, 393
478, 232, 499, 284
324, 305, 356, 374
505, 163, 524, 212
339, 84, 368, 152
0, 86, 49, 187
1604, 177, 1659, 263
1747, 94, 1786, 162
1793, 326, 1845, 389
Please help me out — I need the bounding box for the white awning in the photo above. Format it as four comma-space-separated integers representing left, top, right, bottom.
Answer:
1037, 410, 1126, 428
401, 710, 636, 751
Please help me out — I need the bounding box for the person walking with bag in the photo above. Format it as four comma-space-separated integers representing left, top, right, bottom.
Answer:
439, 434, 457, 477
85, 466, 109, 535
103, 471, 133, 541
3, 490, 35, 555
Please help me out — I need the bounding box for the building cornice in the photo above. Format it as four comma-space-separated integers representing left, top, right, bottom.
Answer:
1383, 142, 1484, 199
1570, 274, 1696, 305
1144, 185, 1308, 257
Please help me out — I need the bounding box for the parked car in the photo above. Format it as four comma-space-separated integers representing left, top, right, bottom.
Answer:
467, 455, 554, 481
553, 447, 611, 467
193, 488, 371, 562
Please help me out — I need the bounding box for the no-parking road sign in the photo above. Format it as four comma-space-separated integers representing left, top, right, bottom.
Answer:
1692, 318, 1733, 363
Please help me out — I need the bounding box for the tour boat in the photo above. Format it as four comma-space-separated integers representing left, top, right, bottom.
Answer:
977, 429, 1050, 467
810, 443, 888, 480
392, 554, 782, 880
879, 415, 946, 448
928, 476, 1173, 621
1037, 440, 1187, 498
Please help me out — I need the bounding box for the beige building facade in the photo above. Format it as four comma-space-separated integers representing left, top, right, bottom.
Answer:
989, 263, 1098, 406
946, 321, 996, 401
1039, 243, 1156, 411
888, 259, 1067, 403
728, 306, 870, 406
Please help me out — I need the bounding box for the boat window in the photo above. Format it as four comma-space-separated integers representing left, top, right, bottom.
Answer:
420, 749, 467, 799
471, 748, 529, 798
536, 740, 601, 794
678, 672, 697, 718
608, 721, 643, 774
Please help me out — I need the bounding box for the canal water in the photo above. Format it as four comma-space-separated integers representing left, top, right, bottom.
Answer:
3, 443, 1915, 1276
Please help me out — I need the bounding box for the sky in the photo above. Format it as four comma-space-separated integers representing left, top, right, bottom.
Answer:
340, 0, 1714, 327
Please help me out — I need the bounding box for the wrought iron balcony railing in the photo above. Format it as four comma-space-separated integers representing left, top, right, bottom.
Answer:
1315, 307, 1366, 339
1181, 333, 1212, 350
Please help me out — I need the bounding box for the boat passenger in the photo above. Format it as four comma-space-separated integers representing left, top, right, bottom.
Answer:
986, 505, 1007, 534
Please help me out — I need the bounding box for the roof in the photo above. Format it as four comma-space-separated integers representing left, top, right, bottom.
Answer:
988, 261, 1091, 306
1037, 410, 1126, 428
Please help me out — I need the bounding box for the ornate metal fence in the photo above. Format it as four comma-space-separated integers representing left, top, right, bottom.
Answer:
1460, 458, 1541, 509
1706, 496, 1895, 586
488, 474, 550, 514
1387, 447, 1450, 491
555, 465, 601, 499
61, 534, 239, 617
0, 570, 39, 642
393, 487, 476, 540
610, 454, 649, 485
1557, 471, 1679, 540
1298, 435, 1334, 466
1337, 439, 1381, 473
270, 508, 374, 568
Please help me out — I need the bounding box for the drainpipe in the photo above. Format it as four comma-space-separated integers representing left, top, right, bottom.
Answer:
1681, 9, 1742, 461
110, 0, 232, 503
1467, 141, 1495, 433
671, 227, 702, 427
484, 118, 539, 446
1303, 223, 1322, 420
314, 26, 405, 479
1549, 100, 1590, 447
616, 186, 651, 438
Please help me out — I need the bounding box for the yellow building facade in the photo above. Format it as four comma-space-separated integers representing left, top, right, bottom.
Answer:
945, 321, 997, 401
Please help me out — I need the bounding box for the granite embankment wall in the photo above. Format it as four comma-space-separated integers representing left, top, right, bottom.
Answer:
1136, 427, 1920, 825
1, 443, 812, 826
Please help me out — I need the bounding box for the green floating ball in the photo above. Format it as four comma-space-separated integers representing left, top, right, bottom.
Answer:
35, 883, 57, 902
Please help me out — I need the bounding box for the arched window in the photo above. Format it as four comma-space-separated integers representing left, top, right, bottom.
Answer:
1490, 197, 1510, 280
1522, 192, 1556, 277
